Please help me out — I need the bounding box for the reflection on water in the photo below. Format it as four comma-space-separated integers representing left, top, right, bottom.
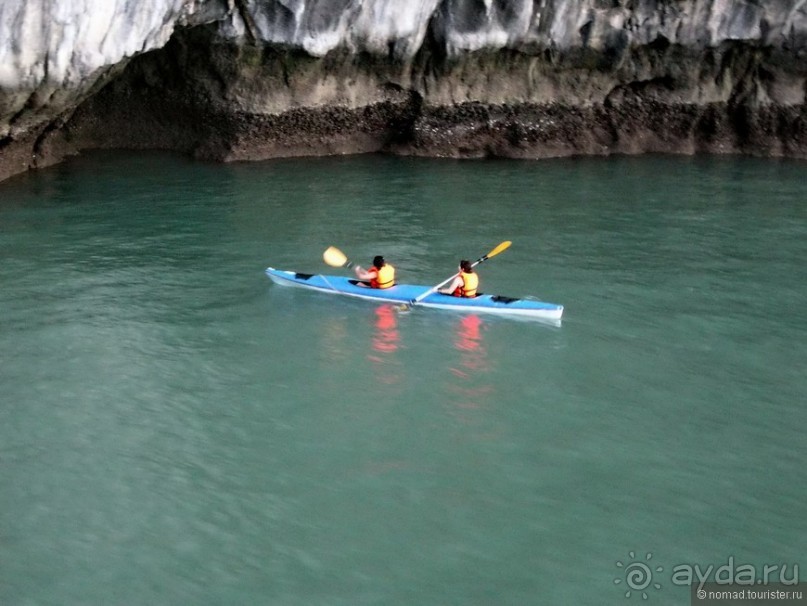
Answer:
369, 305, 400, 356
453, 315, 485, 360
367, 305, 402, 387
448, 315, 494, 411
321, 315, 350, 359
4, 153, 806, 605
452, 314, 489, 373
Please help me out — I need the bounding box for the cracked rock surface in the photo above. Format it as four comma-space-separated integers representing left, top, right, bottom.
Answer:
1, 1, 805, 182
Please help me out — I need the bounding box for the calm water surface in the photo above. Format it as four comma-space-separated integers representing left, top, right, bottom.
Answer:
1, 152, 805, 605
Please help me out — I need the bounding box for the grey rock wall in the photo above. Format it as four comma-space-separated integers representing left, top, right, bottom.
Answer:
1, 0, 805, 182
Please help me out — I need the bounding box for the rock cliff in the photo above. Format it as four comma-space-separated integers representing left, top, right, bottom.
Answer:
1, 0, 806, 182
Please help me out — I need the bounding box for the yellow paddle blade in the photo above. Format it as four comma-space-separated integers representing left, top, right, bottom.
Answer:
323, 246, 349, 267
486, 240, 512, 259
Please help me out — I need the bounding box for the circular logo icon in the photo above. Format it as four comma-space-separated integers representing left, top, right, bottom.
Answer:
615, 551, 664, 599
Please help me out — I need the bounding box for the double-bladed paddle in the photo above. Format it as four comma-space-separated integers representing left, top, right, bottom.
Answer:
408, 240, 512, 307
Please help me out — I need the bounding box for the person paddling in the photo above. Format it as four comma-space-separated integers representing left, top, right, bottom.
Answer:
438, 259, 478, 297
354, 255, 396, 289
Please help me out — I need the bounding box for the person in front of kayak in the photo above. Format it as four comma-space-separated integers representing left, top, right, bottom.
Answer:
439, 259, 478, 297
354, 255, 396, 289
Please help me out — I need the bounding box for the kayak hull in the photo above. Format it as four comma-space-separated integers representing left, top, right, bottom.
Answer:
265, 267, 563, 322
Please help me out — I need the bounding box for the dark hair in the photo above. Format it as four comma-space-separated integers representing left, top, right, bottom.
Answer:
373, 256, 385, 269
460, 259, 473, 273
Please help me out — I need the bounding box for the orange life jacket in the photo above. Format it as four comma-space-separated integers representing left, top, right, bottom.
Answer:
370, 263, 395, 289
453, 271, 478, 297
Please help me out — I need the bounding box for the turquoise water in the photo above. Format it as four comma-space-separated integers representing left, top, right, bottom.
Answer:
1, 152, 805, 605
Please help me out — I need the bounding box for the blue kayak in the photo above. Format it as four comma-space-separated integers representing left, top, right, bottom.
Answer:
265, 267, 564, 322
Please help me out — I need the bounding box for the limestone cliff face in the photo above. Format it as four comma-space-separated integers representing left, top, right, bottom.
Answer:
1, 0, 806, 182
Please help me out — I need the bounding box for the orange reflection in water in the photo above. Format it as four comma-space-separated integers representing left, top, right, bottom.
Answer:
371, 305, 399, 354
448, 315, 494, 409
451, 314, 490, 373
367, 305, 403, 386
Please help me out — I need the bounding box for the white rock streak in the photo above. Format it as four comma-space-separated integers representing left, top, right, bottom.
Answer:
349, 0, 442, 58
1, 0, 201, 89
229, 0, 807, 57
2, 0, 805, 91
0, 0, 223, 136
